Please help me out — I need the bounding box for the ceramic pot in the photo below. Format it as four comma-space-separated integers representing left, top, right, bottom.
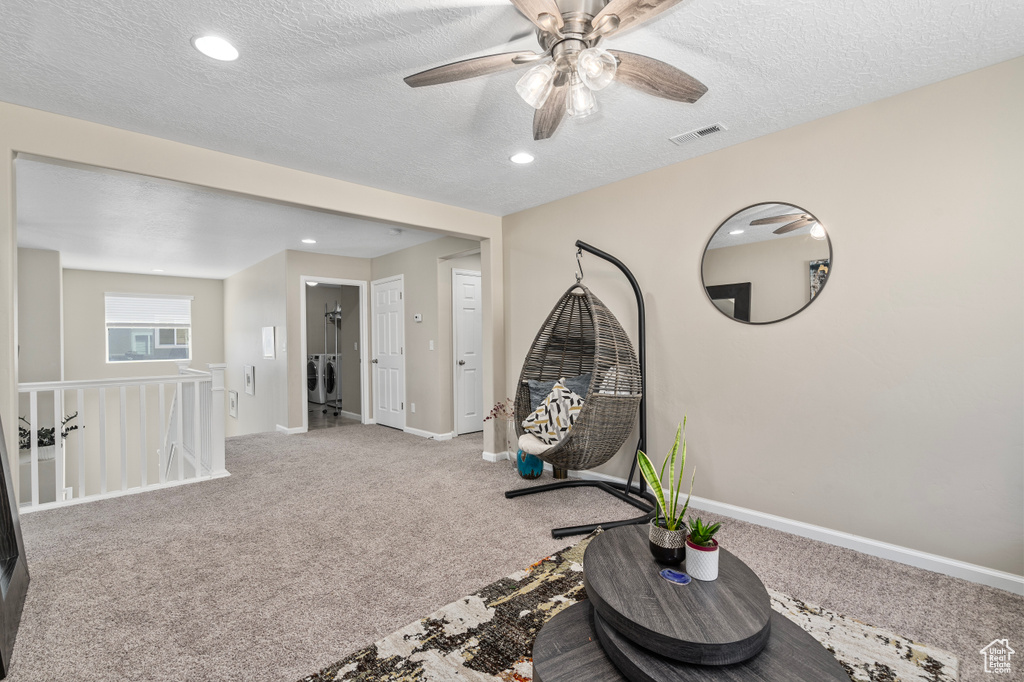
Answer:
648, 521, 687, 566
685, 537, 719, 581
516, 449, 544, 479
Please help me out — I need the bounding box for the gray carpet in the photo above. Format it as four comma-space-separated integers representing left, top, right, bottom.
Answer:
8, 423, 1023, 681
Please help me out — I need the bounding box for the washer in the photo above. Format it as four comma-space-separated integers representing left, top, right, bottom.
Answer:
307, 354, 325, 404
323, 354, 340, 406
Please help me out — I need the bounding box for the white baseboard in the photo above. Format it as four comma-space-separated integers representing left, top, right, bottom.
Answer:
20, 471, 231, 514
566, 469, 1024, 595
482, 450, 511, 462
364, 418, 376, 425
404, 426, 455, 441
276, 424, 306, 435
339, 410, 361, 421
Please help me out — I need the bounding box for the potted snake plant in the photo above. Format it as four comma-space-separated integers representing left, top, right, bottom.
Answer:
685, 517, 723, 581
637, 419, 695, 566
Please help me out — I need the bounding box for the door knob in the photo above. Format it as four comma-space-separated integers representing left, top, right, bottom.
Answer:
458, 360, 466, 365
372, 358, 378, 364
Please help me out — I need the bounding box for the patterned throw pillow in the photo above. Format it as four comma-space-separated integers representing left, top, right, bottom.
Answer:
521, 379, 585, 445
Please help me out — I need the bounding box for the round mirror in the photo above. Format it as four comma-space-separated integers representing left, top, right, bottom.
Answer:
701, 203, 832, 324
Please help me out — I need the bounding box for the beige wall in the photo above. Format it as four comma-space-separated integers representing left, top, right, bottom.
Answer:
223, 252, 287, 437
0, 101, 504, 491
703, 235, 830, 322
285, 251, 371, 428
371, 237, 480, 435
62, 270, 224, 380
305, 284, 361, 415
503, 58, 1024, 574
17, 248, 62, 383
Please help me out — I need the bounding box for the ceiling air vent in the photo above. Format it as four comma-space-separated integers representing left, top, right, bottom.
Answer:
669, 123, 727, 146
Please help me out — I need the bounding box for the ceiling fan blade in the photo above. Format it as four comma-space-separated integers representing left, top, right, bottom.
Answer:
608, 51, 707, 103
533, 73, 569, 140
509, 0, 565, 33
405, 51, 537, 87
750, 213, 809, 226
773, 217, 817, 235
592, 0, 685, 37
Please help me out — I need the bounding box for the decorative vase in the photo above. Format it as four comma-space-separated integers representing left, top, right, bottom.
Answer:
648, 520, 687, 566
685, 537, 720, 581
516, 449, 544, 479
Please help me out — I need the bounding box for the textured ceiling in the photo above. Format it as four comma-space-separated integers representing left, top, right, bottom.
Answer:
706, 203, 822, 250
1, 0, 1022, 216
15, 157, 443, 279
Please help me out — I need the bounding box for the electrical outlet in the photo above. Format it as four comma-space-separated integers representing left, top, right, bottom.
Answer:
429, 340, 434, 351
354, 342, 358, 351
411, 403, 416, 413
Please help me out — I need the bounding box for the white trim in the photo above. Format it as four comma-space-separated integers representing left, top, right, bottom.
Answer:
404, 426, 454, 441
339, 410, 361, 421
19, 471, 231, 514
370, 275, 406, 431
276, 424, 306, 435
482, 450, 510, 463
564, 469, 1024, 595
452, 268, 483, 436
299, 275, 370, 434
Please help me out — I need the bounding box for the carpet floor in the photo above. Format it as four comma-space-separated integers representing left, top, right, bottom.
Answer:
8, 422, 1023, 681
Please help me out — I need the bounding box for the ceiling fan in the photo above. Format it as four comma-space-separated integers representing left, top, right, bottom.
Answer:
404, 0, 708, 140
750, 212, 827, 240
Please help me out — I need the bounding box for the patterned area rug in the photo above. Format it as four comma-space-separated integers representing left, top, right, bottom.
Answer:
300, 532, 958, 682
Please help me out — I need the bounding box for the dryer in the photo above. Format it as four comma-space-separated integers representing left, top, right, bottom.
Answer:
307, 354, 326, 404
323, 354, 340, 405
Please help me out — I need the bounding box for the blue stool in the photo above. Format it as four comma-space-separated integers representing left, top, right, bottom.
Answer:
516, 449, 544, 480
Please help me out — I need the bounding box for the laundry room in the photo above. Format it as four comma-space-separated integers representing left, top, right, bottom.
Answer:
305, 283, 361, 429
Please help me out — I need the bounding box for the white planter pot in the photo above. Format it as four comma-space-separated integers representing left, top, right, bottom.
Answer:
19, 444, 56, 465
685, 537, 719, 581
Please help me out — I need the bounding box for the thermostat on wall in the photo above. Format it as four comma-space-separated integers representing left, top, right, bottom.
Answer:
413, 313, 423, 322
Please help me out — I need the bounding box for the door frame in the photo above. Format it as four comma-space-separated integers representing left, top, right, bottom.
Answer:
299, 276, 370, 432
370, 275, 406, 430
452, 268, 483, 436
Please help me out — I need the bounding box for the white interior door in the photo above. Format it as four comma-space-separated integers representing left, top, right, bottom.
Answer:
372, 277, 405, 430
453, 270, 483, 435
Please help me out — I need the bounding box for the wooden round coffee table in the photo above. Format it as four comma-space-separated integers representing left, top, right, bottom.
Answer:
583, 524, 771, 665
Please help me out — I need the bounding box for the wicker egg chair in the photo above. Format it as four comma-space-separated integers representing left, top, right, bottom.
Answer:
506, 281, 655, 538
513, 283, 642, 469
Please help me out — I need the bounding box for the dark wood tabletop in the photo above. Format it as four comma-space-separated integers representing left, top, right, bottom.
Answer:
533, 601, 627, 682
583, 525, 772, 665
595, 607, 851, 681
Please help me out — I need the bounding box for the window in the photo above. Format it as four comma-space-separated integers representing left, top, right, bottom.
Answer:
105, 293, 192, 363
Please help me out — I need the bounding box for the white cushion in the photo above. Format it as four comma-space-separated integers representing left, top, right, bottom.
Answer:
518, 432, 550, 456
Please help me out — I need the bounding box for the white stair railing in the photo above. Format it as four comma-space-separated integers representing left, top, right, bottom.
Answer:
16, 363, 227, 512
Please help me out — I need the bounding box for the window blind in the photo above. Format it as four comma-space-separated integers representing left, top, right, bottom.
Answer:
104, 294, 193, 328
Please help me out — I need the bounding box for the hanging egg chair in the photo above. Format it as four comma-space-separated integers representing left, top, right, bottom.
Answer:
513, 283, 642, 471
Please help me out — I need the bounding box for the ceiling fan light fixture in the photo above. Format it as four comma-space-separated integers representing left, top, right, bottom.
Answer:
577, 47, 617, 91
566, 75, 597, 118
516, 62, 556, 109
809, 223, 827, 240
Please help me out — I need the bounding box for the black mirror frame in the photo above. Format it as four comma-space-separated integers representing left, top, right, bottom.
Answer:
701, 202, 834, 325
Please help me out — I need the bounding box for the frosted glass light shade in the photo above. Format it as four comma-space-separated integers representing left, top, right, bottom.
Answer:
809, 223, 826, 240
577, 47, 617, 91
567, 76, 597, 118
516, 62, 556, 109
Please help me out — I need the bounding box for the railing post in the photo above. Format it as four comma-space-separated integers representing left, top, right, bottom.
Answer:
208, 364, 227, 476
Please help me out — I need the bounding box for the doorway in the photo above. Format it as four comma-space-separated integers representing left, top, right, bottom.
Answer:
371, 276, 405, 430
452, 270, 483, 435
300, 276, 369, 433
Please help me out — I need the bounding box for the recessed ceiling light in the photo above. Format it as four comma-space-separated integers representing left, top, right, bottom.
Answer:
510, 152, 534, 164
729, 229, 744, 235
152, 268, 164, 272
301, 238, 317, 244
192, 35, 239, 62
307, 282, 318, 286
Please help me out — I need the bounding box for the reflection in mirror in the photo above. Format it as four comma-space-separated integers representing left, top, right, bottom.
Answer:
702, 203, 831, 324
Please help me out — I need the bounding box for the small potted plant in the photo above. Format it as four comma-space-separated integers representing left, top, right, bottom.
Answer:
18, 412, 79, 464
685, 517, 723, 581
637, 419, 695, 566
